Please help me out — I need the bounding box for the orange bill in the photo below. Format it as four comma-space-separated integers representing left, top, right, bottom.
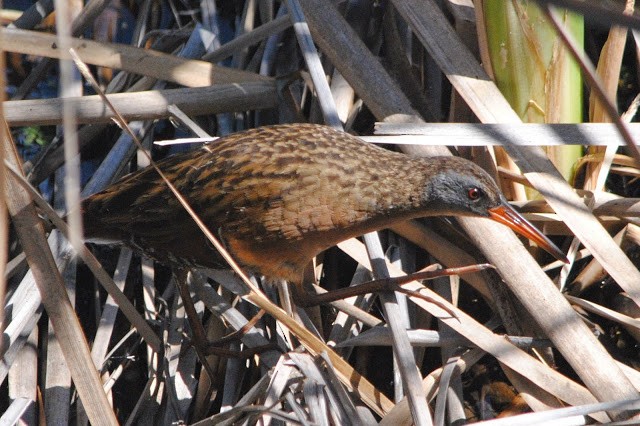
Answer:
488, 204, 568, 264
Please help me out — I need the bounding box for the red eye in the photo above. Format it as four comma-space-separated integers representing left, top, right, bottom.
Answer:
468, 187, 481, 200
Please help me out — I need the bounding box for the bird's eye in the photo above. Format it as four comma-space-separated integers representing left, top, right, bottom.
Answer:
467, 187, 482, 200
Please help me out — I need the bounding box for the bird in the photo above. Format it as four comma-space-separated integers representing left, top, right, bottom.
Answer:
82, 123, 566, 302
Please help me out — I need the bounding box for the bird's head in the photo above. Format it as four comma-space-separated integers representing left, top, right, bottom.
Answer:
423, 161, 502, 217
423, 156, 568, 263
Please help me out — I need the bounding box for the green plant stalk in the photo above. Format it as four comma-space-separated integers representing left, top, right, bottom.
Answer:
482, 0, 583, 182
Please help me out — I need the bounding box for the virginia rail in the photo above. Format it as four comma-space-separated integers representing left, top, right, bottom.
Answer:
82, 124, 566, 302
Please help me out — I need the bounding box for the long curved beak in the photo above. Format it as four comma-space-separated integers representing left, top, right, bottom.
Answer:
488, 203, 568, 264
